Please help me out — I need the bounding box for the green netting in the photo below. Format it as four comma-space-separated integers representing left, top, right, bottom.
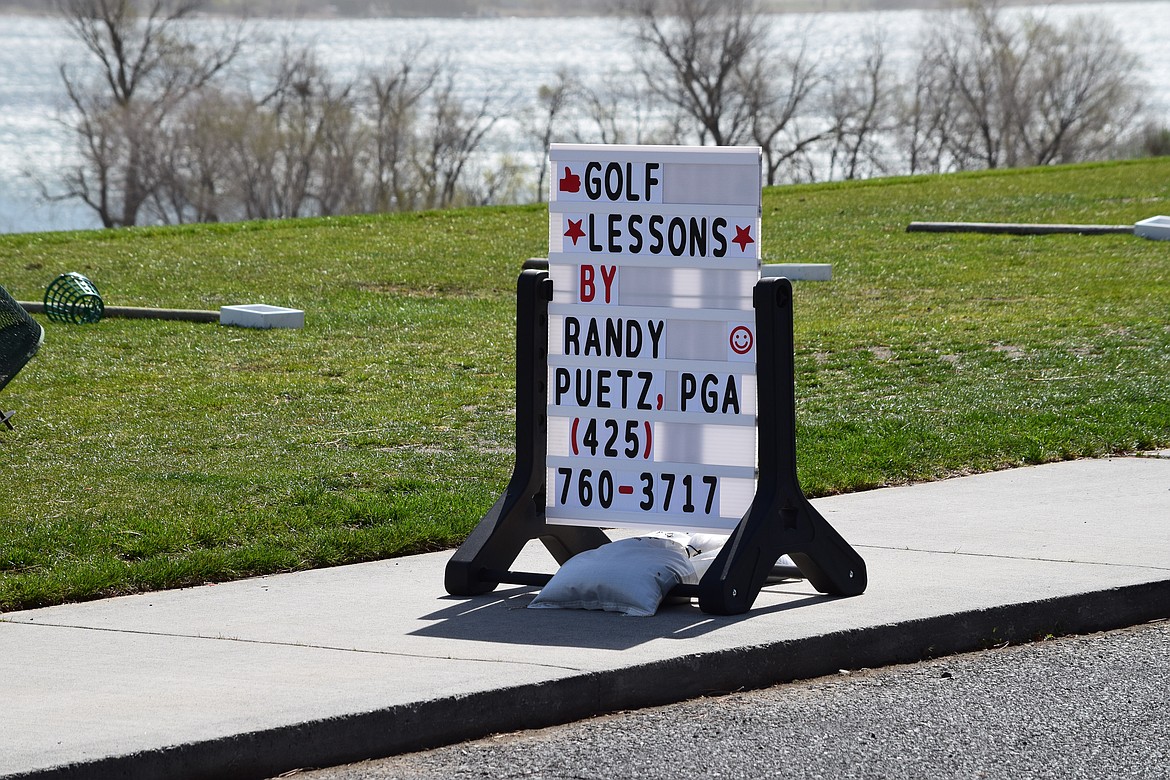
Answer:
1, 283, 44, 393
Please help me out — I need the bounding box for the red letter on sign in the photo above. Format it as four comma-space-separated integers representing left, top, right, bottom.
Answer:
580, 264, 596, 302
600, 265, 617, 304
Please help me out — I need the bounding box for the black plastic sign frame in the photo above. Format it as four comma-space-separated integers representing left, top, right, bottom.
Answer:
445, 270, 867, 615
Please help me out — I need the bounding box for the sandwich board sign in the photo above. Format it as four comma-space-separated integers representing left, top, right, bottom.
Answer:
544, 144, 762, 533
445, 144, 866, 614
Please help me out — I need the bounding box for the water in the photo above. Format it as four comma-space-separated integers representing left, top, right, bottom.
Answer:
1, 3, 1167, 234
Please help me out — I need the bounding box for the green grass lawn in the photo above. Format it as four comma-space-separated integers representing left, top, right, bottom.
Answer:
2, 159, 1168, 611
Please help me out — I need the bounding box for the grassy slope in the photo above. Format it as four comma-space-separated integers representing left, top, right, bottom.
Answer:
1, 159, 1168, 610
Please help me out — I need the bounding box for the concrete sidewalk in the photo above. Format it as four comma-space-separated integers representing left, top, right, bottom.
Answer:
2, 456, 1168, 780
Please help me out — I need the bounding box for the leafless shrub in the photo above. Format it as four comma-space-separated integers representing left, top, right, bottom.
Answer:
741, 32, 828, 185
57, 10, 507, 225
824, 28, 897, 180
55, 0, 243, 227
365, 50, 443, 213
904, 0, 1143, 172
408, 74, 500, 210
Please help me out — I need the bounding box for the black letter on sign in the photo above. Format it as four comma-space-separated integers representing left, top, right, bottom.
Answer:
564, 316, 581, 355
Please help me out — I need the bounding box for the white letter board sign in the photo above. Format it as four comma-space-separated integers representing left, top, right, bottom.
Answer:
546, 143, 762, 533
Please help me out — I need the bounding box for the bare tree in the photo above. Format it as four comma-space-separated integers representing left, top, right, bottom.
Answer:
1016, 15, 1142, 165
411, 75, 500, 210
47, 0, 1149, 227
575, 70, 677, 146
740, 33, 828, 185
825, 29, 896, 180
625, 0, 828, 183
465, 154, 531, 207
907, 0, 1010, 169
1129, 121, 1170, 158
210, 44, 362, 221
296, 66, 364, 217
365, 54, 501, 212
55, 0, 241, 227
897, 43, 959, 175
627, 0, 767, 146
137, 39, 501, 222
147, 88, 238, 223
529, 68, 577, 200
907, 0, 1143, 172
366, 50, 442, 213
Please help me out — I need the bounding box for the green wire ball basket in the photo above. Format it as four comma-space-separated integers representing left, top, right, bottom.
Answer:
44, 272, 104, 324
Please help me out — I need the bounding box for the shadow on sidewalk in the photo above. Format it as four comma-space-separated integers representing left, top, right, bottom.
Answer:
410, 584, 834, 651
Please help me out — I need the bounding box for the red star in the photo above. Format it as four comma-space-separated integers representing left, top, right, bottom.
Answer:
564, 218, 586, 246
732, 224, 754, 253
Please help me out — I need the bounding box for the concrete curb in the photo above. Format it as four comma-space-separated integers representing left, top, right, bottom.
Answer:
11, 579, 1168, 780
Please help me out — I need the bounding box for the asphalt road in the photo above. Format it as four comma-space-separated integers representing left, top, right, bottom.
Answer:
290, 620, 1170, 780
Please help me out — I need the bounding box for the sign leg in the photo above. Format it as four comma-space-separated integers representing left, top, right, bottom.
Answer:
697, 277, 867, 614
445, 269, 608, 596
